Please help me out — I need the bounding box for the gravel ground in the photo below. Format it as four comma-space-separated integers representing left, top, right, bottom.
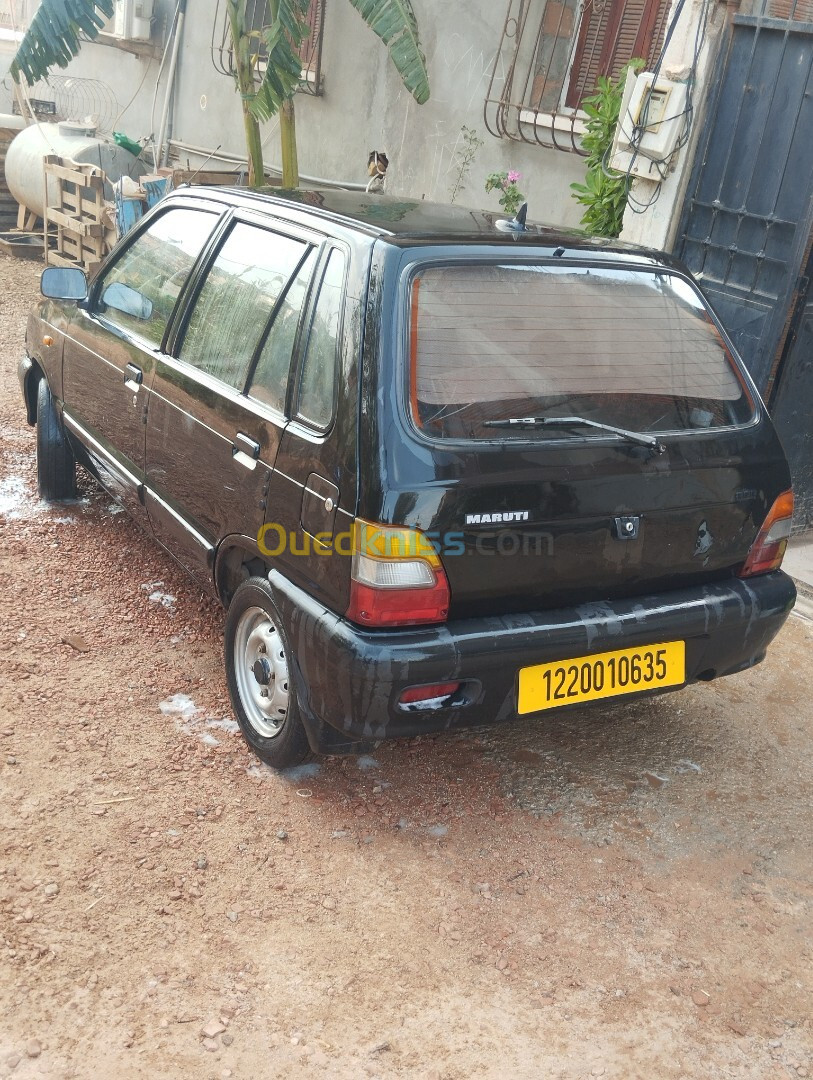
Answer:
1, 250, 812, 1079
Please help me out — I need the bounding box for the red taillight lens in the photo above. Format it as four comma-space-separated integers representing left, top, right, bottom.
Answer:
346, 519, 450, 627
738, 490, 794, 578
399, 682, 461, 705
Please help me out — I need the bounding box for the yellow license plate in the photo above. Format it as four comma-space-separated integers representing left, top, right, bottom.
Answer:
518, 641, 685, 715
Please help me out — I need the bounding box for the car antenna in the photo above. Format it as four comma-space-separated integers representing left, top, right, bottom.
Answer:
180, 144, 223, 188
495, 201, 529, 236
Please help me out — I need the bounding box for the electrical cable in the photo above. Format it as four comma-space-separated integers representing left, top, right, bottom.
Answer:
110, 55, 155, 132
617, 0, 713, 214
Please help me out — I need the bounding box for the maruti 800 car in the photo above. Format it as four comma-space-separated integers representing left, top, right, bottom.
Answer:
19, 188, 796, 768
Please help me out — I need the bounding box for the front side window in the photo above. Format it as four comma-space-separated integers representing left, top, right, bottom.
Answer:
96, 208, 216, 346
180, 222, 307, 390
295, 249, 346, 429
408, 263, 754, 441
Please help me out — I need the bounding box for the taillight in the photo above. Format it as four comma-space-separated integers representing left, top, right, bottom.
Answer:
738, 490, 794, 578
346, 519, 450, 627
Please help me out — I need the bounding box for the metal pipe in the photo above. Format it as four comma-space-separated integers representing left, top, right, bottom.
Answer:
167, 137, 368, 189
156, 0, 187, 167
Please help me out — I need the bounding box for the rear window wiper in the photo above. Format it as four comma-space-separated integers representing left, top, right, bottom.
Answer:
482, 416, 666, 454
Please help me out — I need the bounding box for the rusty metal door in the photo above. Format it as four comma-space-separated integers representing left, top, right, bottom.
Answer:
676, 5, 813, 392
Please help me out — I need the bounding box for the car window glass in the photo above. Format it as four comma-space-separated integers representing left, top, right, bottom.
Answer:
96, 208, 216, 346
409, 264, 754, 439
296, 249, 346, 429
180, 223, 306, 390
249, 248, 317, 413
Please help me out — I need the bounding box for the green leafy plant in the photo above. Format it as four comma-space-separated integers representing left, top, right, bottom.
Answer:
570, 61, 644, 238
485, 170, 525, 216
449, 125, 483, 203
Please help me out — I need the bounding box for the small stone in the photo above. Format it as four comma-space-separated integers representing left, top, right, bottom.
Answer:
169, 890, 182, 901
322, 897, 337, 910
591, 1069, 606, 1077
221, 1033, 234, 1047
202, 1037, 218, 1052
226, 910, 238, 923
202, 1019, 226, 1039
276, 830, 288, 841
6, 756, 17, 765
643, 771, 668, 788
61, 633, 90, 653
692, 990, 711, 1007
6, 1053, 21, 1069
43, 883, 59, 898
22, 908, 33, 923
25, 1040, 41, 1059
196, 856, 208, 870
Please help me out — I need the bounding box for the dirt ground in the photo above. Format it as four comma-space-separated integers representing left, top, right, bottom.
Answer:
1, 250, 812, 1080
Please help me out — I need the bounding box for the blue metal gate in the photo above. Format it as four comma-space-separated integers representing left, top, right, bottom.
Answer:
677, 4, 813, 389
676, 1, 813, 524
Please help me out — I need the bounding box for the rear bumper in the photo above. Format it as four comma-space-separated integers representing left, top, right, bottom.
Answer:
269, 569, 796, 754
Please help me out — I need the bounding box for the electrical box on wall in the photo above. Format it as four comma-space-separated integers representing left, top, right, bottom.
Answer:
113, 0, 154, 41
610, 70, 688, 180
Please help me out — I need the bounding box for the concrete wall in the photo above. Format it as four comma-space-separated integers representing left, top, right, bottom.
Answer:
2, 0, 588, 226
619, 0, 728, 251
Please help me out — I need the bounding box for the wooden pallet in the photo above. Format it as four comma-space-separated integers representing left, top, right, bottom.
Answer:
43, 155, 108, 274
0, 127, 20, 232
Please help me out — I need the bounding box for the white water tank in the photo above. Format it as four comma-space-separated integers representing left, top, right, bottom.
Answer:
5, 122, 145, 215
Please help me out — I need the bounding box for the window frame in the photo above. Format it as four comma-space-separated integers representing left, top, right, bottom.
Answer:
287, 241, 350, 437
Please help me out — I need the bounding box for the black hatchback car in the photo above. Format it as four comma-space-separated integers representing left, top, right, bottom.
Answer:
20, 188, 796, 768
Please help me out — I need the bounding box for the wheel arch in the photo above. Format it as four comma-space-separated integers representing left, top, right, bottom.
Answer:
23, 357, 45, 426
214, 534, 271, 608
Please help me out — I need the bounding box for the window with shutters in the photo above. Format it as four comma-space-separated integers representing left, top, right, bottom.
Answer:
484, 0, 671, 154
211, 0, 325, 96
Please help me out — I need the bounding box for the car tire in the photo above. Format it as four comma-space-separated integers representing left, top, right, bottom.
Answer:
36, 377, 76, 502
224, 576, 311, 770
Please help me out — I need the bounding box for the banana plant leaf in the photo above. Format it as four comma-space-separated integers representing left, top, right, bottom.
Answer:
346, 0, 429, 104
247, 0, 310, 122
11, 0, 114, 85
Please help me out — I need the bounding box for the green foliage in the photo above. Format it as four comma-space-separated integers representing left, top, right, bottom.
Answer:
246, 0, 310, 123
570, 61, 644, 238
485, 170, 525, 216
11, 0, 114, 85
449, 125, 483, 203
346, 0, 430, 104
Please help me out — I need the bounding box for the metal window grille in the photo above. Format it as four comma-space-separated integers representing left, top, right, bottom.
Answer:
211, 0, 325, 96
484, 0, 671, 153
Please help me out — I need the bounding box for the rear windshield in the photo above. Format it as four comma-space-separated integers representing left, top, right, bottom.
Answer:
408, 264, 754, 440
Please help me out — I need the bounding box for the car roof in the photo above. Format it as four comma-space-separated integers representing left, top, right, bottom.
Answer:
186, 185, 682, 267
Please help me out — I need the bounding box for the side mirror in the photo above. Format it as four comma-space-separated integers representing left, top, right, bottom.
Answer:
101, 282, 153, 321
41, 267, 88, 301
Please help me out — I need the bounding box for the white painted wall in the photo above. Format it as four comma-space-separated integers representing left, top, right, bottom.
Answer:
2, 0, 589, 226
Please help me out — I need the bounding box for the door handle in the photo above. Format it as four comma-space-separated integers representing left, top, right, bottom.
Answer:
232, 432, 260, 470
124, 363, 143, 392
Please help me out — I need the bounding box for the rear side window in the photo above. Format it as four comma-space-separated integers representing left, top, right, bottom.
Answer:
408, 264, 754, 440
96, 208, 216, 346
295, 249, 346, 429
180, 223, 306, 389
249, 248, 317, 413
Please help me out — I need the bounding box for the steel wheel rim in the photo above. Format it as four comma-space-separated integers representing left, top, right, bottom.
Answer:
233, 605, 290, 739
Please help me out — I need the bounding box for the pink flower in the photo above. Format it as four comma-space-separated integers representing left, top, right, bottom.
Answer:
507, 170, 521, 183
